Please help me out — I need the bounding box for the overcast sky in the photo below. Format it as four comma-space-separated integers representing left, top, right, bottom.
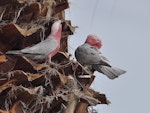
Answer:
66, 0, 150, 113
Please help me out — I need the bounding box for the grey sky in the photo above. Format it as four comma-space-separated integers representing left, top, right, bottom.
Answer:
66, 0, 150, 113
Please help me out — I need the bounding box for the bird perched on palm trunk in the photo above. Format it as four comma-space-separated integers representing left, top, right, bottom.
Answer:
75, 34, 126, 79
6, 20, 62, 63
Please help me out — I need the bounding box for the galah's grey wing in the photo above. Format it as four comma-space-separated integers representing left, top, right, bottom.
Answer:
21, 36, 58, 55
75, 43, 111, 66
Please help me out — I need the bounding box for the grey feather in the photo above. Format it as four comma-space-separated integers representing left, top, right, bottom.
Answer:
6, 36, 58, 62
6, 50, 22, 55
75, 43, 111, 66
20, 36, 58, 55
93, 65, 126, 79
6, 36, 57, 56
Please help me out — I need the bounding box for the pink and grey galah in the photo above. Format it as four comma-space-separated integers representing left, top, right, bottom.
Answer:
75, 34, 126, 79
6, 20, 62, 63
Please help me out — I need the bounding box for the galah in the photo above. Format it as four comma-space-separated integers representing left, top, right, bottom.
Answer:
6, 20, 62, 63
75, 34, 126, 79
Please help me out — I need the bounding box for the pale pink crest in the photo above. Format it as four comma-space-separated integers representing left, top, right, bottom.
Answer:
51, 20, 62, 36
85, 34, 103, 49
86, 34, 102, 43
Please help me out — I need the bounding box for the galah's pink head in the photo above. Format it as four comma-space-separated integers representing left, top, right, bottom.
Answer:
51, 20, 62, 38
85, 34, 102, 49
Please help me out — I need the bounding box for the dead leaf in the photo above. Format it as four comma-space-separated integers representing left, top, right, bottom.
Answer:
52, 51, 71, 63
52, 0, 69, 15
0, 55, 7, 63
22, 56, 49, 71
14, 24, 41, 37
0, 79, 15, 93
10, 101, 25, 113
0, 56, 17, 74
62, 20, 77, 36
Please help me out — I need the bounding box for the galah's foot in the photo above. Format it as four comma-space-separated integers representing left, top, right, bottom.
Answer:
44, 57, 52, 65
46, 56, 60, 67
